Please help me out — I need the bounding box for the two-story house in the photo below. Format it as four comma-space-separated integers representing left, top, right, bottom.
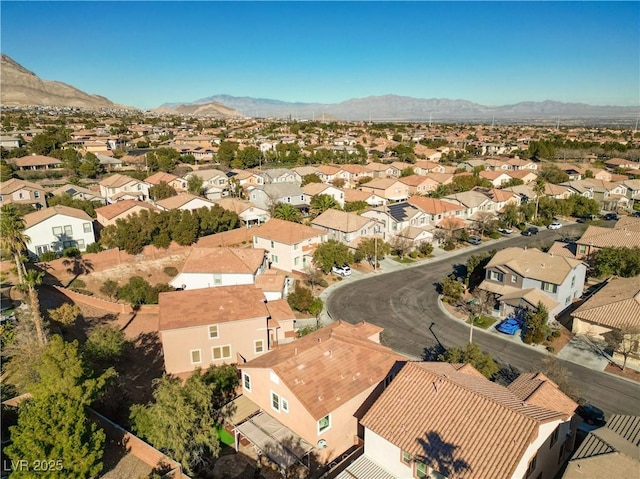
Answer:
252, 218, 326, 272
398, 174, 440, 195
311, 209, 381, 246
249, 183, 310, 215
23, 205, 96, 256
214, 197, 270, 227
443, 190, 499, 220
98, 173, 150, 203
158, 285, 273, 375
341, 361, 577, 479
362, 202, 430, 240
9, 154, 62, 171
237, 321, 404, 467
145, 171, 187, 193
184, 169, 229, 200
169, 247, 268, 291
360, 178, 410, 203
301, 183, 345, 208
0, 178, 47, 209
155, 192, 216, 212
479, 247, 586, 321
258, 168, 302, 185
50, 184, 106, 204
343, 188, 387, 208
407, 196, 466, 227
95, 200, 160, 227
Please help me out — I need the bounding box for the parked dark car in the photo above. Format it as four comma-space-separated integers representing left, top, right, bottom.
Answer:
576, 404, 606, 426
633, 211, 640, 217
521, 227, 539, 236
603, 213, 619, 221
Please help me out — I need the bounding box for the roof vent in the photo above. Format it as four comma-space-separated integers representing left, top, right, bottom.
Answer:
317, 439, 328, 449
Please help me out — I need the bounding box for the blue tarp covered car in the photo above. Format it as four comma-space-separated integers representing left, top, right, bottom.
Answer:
496, 317, 523, 335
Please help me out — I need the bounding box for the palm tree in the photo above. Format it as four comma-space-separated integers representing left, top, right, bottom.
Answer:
0, 205, 30, 285
273, 202, 302, 223
310, 194, 338, 216
23, 269, 46, 345
533, 177, 546, 221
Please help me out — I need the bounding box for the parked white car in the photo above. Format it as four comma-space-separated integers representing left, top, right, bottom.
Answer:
332, 264, 352, 276
548, 222, 562, 230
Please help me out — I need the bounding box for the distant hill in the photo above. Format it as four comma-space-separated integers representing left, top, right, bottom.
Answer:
163, 94, 639, 122
154, 100, 241, 118
0, 54, 127, 109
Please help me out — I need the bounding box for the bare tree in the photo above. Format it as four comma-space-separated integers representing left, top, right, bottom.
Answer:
303, 264, 324, 292
604, 323, 640, 371
473, 211, 498, 237
390, 231, 413, 258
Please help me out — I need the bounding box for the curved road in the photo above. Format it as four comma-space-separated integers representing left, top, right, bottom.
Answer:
327, 228, 640, 417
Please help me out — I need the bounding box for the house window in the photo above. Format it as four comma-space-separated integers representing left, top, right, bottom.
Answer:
571, 276, 576, 288
270, 240, 275, 248
271, 391, 281, 412
64, 225, 73, 236
83, 222, 92, 233
34, 191, 40, 198
76, 239, 85, 250
281, 397, 289, 413
578, 245, 586, 254
402, 451, 411, 464
253, 236, 258, 245
489, 271, 504, 282
190, 349, 202, 364
208, 325, 219, 339
271, 254, 278, 264
542, 282, 558, 294
52, 226, 63, 236
526, 454, 537, 477
294, 257, 299, 266
254, 340, 264, 354
212, 345, 231, 360
286, 197, 291, 203
36, 245, 49, 255
213, 274, 222, 286
243, 372, 251, 392
565, 296, 571, 305
416, 462, 428, 479
137, 184, 142, 191
317, 414, 331, 434
511, 275, 517, 283
550, 427, 559, 448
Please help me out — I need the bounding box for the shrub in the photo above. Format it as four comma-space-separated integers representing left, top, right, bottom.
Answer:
38, 251, 59, 262
546, 346, 555, 353
62, 247, 81, 258
48, 303, 81, 326
442, 241, 456, 251
85, 243, 103, 254
551, 329, 561, 339
163, 266, 179, 277
409, 251, 419, 259
418, 242, 434, 257
488, 231, 501, 239
69, 278, 86, 289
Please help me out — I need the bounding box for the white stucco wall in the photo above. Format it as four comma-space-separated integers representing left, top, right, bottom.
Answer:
170, 272, 254, 290
363, 428, 414, 478
25, 215, 95, 256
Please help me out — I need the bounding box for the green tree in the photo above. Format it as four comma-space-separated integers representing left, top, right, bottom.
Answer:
400, 167, 415, 177
313, 239, 353, 273
85, 325, 127, 363
48, 303, 81, 327
200, 365, 240, 415
117, 276, 173, 306
0, 159, 15, 180
522, 302, 550, 344
5, 393, 106, 479
78, 152, 102, 178
539, 165, 570, 185
301, 173, 322, 186
591, 247, 640, 278
355, 237, 390, 267
23, 269, 46, 345
310, 195, 339, 216
187, 174, 204, 195
287, 284, 316, 313
0, 205, 30, 285
533, 177, 546, 221
344, 200, 369, 213
441, 275, 464, 303
130, 374, 220, 475
273, 202, 302, 223
150, 181, 177, 201
500, 203, 521, 228
47, 194, 101, 218
216, 141, 238, 167
438, 343, 499, 379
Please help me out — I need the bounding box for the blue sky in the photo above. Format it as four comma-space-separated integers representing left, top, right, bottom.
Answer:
2, 2, 638, 109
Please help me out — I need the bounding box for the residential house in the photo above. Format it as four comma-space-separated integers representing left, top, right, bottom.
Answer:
505, 169, 538, 184
158, 285, 272, 375
573, 220, 640, 260
23, 205, 95, 256
362, 202, 430, 240
340, 164, 372, 187
605, 158, 639, 171
485, 157, 513, 171
0, 136, 22, 149
473, 187, 521, 211
255, 270, 292, 302
386, 161, 414, 178
343, 361, 576, 479
95, 154, 123, 172
252, 218, 326, 272
215, 197, 270, 227
264, 298, 297, 345
562, 179, 629, 211
414, 160, 445, 175
507, 157, 538, 170
623, 179, 640, 208
364, 162, 390, 179
360, 178, 410, 203
145, 172, 187, 192
155, 192, 216, 212
258, 168, 302, 185
184, 169, 229, 200
50, 184, 106, 204
0, 178, 47, 209
427, 172, 455, 187
563, 415, 640, 479
9, 155, 62, 171
479, 170, 512, 187
544, 183, 574, 200
571, 276, 640, 368
291, 166, 321, 181
443, 190, 498, 220
479, 247, 586, 321
237, 321, 404, 465
407, 196, 466, 226
98, 173, 150, 203
249, 183, 310, 215
169, 247, 268, 291
315, 165, 342, 184
343, 188, 386, 208
311, 209, 381, 246
95, 200, 160, 227
557, 164, 585, 181
302, 183, 345, 208
398, 174, 439, 195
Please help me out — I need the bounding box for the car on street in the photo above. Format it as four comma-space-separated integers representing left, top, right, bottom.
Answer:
466, 235, 482, 245
633, 211, 640, 217
498, 227, 513, 235
548, 222, 562, 230
603, 213, 619, 221
331, 264, 352, 277
576, 404, 606, 426
521, 227, 539, 236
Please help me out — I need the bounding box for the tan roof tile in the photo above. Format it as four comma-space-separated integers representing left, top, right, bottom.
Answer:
155, 193, 213, 210
408, 196, 464, 215
95, 200, 159, 220
99, 173, 141, 188
265, 298, 295, 322
23, 205, 92, 229
572, 277, 640, 329
11, 155, 62, 167
487, 247, 583, 285
508, 372, 578, 416
145, 172, 179, 185
159, 285, 268, 331
578, 224, 640, 249
252, 218, 324, 245
311, 208, 372, 232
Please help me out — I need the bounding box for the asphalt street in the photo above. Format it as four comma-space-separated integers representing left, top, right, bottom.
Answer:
326, 226, 640, 417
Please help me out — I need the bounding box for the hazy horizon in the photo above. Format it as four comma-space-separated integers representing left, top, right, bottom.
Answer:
2, 1, 638, 110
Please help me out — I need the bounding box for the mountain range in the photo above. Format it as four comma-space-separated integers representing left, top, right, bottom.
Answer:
1, 54, 637, 122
